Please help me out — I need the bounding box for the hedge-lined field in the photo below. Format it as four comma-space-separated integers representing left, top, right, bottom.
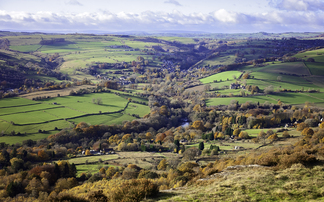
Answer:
0, 92, 149, 143
200, 71, 242, 84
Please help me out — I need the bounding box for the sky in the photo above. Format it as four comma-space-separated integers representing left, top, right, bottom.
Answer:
0, 0, 324, 33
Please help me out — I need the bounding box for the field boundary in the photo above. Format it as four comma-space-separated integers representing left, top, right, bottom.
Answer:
0, 106, 64, 116
0, 103, 40, 109
303, 62, 312, 75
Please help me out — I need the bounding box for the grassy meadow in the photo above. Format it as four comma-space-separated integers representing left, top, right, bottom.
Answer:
200, 71, 242, 84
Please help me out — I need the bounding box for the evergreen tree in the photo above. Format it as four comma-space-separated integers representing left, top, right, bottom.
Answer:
198, 142, 204, 151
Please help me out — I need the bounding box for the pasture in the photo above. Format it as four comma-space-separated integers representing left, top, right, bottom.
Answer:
304, 62, 324, 76
0, 92, 150, 144
206, 96, 277, 106
76, 164, 118, 176
256, 62, 310, 76
206, 92, 324, 106
294, 48, 324, 63
200, 71, 242, 84
10, 45, 41, 52
65, 155, 119, 164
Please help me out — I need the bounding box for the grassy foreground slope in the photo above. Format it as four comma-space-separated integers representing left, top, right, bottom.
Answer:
155, 164, 324, 202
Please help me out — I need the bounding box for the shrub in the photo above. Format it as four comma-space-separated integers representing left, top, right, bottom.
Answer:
88, 190, 108, 202
283, 131, 290, 138
268, 133, 278, 141
297, 122, 307, 131
301, 128, 314, 137
305, 118, 318, 127
157, 159, 167, 170
109, 179, 158, 202
183, 147, 201, 160
320, 122, 324, 128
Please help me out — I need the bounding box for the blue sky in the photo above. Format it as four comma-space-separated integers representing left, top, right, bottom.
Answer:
0, 0, 324, 33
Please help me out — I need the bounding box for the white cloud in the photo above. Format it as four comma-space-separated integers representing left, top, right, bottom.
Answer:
0, 9, 324, 33
65, 0, 83, 6
164, 0, 182, 6
271, 0, 324, 11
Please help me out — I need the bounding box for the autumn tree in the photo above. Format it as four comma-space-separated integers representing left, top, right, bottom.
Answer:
85, 149, 91, 156
320, 122, 324, 129
191, 120, 206, 131
38, 150, 49, 161
239, 131, 250, 139
233, 129, 241, 136
145, 132, 153, 140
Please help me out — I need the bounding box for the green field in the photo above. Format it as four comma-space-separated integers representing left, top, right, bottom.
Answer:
41, 92, 129, 113
256, 62, 310, 75
65, 155, 119, 164
294, 48, 324, 63
0, 104, 61, 116
0, 120, 72, 144
156, 37, 197, 44
206, 96, 277, 106
10, 45, 41, 52
0, 97, 39, 108
125, 103, 150, 117
201, 55, 236, 67
206, 92, 324, 106
0, 92, 150, 143
200, 71, 242, 84
76, 164, 118, 176
268, 92, 324, 104
304, 62, 324, 76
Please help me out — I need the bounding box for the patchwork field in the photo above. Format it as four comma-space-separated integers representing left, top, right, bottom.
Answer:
0, 92, 150, 143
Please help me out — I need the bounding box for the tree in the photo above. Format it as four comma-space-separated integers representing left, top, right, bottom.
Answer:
233, 129, 241, 136
85, 149, 91, 156
10, 157, 24, 172
320, 122, 324, 129
6, 181, 24, 197
191, 120, 206, 131
183, 147, 201, 160
258, 131, 267, 144
198, 142, 204, 151
106, 167, 117, 178
174, 140, 180, 148
239, 131, 250, 139
297, 122, 308, 131
242, 73, 250, 79
38, 150, 49, 161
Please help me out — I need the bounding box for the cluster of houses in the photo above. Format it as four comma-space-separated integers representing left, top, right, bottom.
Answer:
161, 60, 177, 73
81, 148, 115, 156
